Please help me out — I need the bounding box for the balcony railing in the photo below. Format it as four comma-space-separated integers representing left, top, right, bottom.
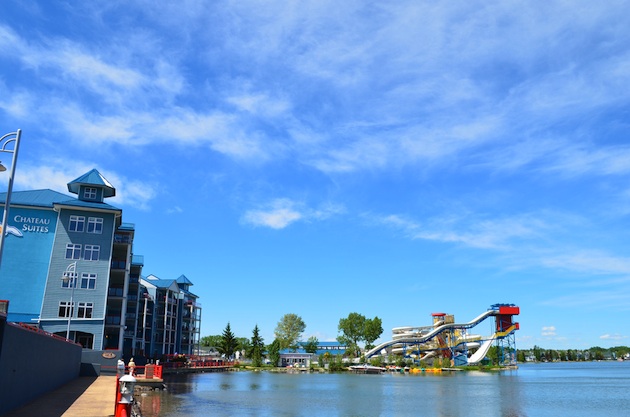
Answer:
111, 260, 126, 270
114, 234, 133, 244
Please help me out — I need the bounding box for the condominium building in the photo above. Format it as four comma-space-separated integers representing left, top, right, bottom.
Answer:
138, 274, 202, 358
0, 169, 201, 362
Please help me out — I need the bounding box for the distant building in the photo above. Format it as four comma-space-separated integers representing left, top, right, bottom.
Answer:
139, 274, 202, 358
279, 341, 347, 367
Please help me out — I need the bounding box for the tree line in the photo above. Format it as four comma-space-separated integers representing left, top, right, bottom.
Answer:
517, 345, 630, 362
200, 312, 383, 366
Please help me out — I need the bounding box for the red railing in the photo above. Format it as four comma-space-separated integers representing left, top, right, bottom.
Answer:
126, 365, 163, 379
11, 322, 82, 346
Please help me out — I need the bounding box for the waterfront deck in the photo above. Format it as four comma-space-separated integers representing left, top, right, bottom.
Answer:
4, 375, 117, 417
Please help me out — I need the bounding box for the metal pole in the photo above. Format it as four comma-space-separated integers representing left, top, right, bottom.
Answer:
0, 129, 22, 269
64, 262, 77, 340
142, 295, 148, 355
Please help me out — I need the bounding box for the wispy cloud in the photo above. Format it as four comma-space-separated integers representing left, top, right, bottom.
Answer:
242, 198, 344, 229
373, 212, 549, 250
541, 326, 557, 337
599, 334, 627, 341
541, 251, 630, 276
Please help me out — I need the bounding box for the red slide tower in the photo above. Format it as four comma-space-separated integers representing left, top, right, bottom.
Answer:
491, 304, 520, 365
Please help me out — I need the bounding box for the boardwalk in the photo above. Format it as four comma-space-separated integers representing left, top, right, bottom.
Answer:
4, 375, 117, 417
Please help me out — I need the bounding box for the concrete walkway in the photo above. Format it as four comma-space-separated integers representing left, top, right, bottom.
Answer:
4, 375, 117, 417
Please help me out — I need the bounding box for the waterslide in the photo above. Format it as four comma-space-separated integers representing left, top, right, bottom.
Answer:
467, 338, 495, 365
364, 309, 497, 358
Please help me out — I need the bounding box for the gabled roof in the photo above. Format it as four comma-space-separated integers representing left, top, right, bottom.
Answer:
67, 169, 116, 197
0, 189, 72, 208
141, 275, 180, 292
176, 274, 193, 285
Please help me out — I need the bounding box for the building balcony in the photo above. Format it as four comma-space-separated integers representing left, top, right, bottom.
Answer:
108, 287, 125, 297
111, 260, 127, 270
114, 234, 133, 244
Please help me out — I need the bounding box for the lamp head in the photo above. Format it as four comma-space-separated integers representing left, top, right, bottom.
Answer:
0, 162, 6, 172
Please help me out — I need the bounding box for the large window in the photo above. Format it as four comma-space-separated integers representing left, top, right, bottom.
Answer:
65, 244, 81, 260
77, 302, 93, 319
83, 187, 97, 200
84, 245, 100, 261
69, 215, 85, 232
61, 272, 78, 288
80, 273, 97, 289
58, 301, 74, 318
87, 217, 103, 234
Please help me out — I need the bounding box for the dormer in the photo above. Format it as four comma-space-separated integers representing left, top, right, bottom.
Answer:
67, 169, 116, 203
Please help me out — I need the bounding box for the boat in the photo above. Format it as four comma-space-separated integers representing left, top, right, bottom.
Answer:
348, 364, 386, 374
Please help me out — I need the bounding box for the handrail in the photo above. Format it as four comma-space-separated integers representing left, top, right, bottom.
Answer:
9, 321, 82, 346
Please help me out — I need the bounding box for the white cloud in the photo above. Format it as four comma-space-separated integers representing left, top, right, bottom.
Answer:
242, 199, 303, 229
541, 326, 557, 337
541, 251, 630, 276
166, 206, 184, 214
599, 334, 627, 341
374, 212, 548, 250
242, 198, 344, 229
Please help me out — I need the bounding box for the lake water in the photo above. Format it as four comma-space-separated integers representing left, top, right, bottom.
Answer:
136, 361, 630, 416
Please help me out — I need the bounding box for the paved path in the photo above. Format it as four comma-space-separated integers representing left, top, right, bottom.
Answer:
4, 375, 117, 417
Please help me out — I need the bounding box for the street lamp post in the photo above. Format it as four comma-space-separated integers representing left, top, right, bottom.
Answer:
0, 129, 22, 269
62, 262, 78, 341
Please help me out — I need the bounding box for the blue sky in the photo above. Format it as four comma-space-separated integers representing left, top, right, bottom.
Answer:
1, 1, 629, 350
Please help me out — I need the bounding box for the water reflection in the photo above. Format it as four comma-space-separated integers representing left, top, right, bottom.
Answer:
132, 362, 630, 417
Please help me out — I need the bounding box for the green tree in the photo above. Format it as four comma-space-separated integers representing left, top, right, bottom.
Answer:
304, 335, 319, 354
217, 322, 238, 359
237, 337, 251, 358
364, 316, 383, 350
200, 335, 222, 348
338, 312, 366, 357
267, 338, 281, 367
532, 345, 542, 361
274, 313, 306, 351
249, 324, 265, 367
487, 346, 499, 365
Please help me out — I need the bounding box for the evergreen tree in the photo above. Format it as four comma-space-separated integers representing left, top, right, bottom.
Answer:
250, 324, 265, 367
217, 322, 238, 359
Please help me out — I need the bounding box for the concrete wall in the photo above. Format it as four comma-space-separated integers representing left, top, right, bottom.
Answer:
0, 317, 81, 416
81, 349, 123, 374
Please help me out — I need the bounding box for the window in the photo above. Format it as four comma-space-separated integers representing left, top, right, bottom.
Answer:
65, 244, 81, 260
77, 334, 93, 349
83, 187, 97, 200
84, 245, 100, 261
61, 272, 78, 288
69, 215, 85, 232
87, 217, 103, 234
80, 273, 97, 289
77, 302, 93, 319
59, 301, 74, 318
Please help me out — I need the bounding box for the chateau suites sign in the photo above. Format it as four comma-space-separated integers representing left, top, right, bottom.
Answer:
13, 214, 51, 234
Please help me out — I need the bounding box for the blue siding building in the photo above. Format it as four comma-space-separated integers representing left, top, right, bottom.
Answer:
0, 170, 133, 352
0, 169, 202, 362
